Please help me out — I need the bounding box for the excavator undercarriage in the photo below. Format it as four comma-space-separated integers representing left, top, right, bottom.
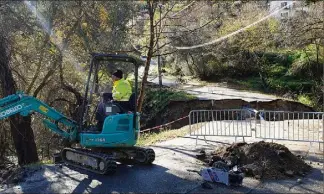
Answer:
58, 146, 155, 174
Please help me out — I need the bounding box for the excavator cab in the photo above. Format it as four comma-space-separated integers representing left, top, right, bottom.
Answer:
79, 53, 141, 147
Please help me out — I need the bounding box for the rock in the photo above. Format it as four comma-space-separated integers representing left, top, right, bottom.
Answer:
297, 178, 302, 183
285, 170, 294, 177
201, 182, 213, 189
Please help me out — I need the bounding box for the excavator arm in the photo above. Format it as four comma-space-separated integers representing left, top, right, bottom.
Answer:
0, 92, 78, 142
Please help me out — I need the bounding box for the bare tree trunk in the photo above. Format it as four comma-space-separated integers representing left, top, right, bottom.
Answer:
0, 34, 38, 165
137, 0, 155, 112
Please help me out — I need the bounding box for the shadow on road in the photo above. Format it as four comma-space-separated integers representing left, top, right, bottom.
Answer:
10, 162, 200, 193
70, 163, 198, 193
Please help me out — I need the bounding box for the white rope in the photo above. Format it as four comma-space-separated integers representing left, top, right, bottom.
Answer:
175, 4, 289, 50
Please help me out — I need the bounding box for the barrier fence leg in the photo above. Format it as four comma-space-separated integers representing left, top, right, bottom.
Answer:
204, 136, 207, 144
308, 142, 313, 158
196, 136, 198, 146
318, 142, 321, 151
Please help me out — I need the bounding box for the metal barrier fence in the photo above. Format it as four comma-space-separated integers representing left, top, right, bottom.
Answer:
189, 109, 254, 137
256, 111, 324, 143
189, 109, 324, 144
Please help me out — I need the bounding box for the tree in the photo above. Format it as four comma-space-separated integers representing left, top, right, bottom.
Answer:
137, 0, 155, 112
0, 33, 38, 165
135, 0, 189, 111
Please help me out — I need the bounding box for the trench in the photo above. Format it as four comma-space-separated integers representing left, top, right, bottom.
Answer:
141, 98, 315, 131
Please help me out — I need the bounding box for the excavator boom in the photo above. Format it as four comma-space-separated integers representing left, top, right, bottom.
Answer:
0, 92, 78, 141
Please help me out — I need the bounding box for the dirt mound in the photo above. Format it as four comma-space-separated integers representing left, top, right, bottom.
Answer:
204, 141, 311, 180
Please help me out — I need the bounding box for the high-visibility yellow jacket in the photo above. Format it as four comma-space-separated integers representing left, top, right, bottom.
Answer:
112, 79, 132, 101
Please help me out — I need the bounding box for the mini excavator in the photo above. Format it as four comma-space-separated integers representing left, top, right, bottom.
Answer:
0, 53, 155, 174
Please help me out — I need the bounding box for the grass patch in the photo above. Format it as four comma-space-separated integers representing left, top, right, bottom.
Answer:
268, 64, 287, 77
136, 123, 205, 146
297, 94, 315, 107
228, 77, 264, 91
136, 126, 190, 146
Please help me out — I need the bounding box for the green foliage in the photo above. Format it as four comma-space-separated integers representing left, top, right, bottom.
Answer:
267, 77, 314, 93
268, 64, 287, 77
298, 94, 316, 107
288, 51, 323, 79
142, 87, 196, 121
230, 77, 264, 91
268, 18, 280, 33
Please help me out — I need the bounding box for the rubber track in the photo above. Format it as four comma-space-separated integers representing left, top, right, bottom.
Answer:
134, 147, 156, 164
61, 148, 117, 174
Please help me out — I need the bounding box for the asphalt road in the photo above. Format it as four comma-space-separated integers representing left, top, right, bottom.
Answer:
148, 75, 278, 102
1, 134, 323, 193
0, 143, 203, 193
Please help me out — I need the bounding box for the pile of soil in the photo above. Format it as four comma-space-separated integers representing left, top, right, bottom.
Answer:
201, 141, 312, 180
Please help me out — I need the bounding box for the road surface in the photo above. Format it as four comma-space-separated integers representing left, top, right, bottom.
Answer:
1, 133, 323, 193
149, 75, 278, 102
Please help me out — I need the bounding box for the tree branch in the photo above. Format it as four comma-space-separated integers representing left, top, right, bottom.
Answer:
26, 35, 50, 94
153, 2, 176, 28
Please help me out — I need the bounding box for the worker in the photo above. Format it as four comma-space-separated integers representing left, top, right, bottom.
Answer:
112, 69, 132, 101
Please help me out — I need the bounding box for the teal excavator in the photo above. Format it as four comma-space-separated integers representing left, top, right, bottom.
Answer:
0, 53, 155, 174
